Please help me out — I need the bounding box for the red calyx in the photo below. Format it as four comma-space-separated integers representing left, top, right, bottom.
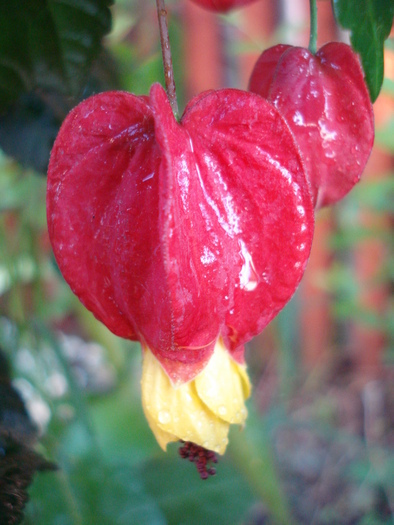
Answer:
249, 42, 374, 209
189, 0, 258, 12
47, 83, 314, 384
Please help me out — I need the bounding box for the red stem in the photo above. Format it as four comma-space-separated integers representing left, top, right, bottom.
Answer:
156, 0, 179, 116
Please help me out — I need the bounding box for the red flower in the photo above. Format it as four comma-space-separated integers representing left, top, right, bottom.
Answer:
189, 0, 258, 12
47, 83, 314, 453
249, 43, 374, 208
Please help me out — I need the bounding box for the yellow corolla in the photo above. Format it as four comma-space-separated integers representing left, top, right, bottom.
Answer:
141, 338, 251, 455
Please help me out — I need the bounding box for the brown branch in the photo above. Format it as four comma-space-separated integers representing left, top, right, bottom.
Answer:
156, 0, 179, 116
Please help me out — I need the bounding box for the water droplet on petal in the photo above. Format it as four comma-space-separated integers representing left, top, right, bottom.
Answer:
218, 405, 227, 416
238, 239, 259, 291
158, 410, 171, 424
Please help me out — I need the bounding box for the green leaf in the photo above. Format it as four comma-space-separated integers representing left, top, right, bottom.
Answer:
0, 0, 113, 111
332, 0, 394, 102
26, 457, 166, 525
0, 92, 61, 173
0, 50, 119, 173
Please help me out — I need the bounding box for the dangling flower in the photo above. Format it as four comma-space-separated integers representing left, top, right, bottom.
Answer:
47, 83, 314, 465
189, 0, 258, 12
249, 43, 374, 209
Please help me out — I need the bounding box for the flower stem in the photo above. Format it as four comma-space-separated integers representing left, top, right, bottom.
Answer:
308, 0, 318, 54
156, 0, 179, 117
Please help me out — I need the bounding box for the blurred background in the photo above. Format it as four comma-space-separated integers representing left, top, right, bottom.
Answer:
0, 0, 392, 523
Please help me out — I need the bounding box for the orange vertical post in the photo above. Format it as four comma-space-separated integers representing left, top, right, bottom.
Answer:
182, 2, 223, 99
237, 0, 278, 89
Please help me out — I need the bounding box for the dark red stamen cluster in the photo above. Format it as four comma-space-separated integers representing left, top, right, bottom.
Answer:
178, 441, 218, 479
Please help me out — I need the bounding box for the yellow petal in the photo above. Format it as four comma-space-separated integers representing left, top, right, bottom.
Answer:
143, 408, 178, 451
195, 339, 251, 424
141, 347, 230, 454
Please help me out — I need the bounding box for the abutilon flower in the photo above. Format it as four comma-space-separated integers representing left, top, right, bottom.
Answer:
189, 0, 258, 12
249, 43, 374, 209
47, 83, 314, 467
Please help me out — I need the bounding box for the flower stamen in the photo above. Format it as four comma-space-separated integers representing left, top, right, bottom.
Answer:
178, 441, 218, 479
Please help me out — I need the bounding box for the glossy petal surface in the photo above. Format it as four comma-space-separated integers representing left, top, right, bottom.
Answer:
47, 91, 158, 341
179, 88, 313, 358
190, 0, 258, 12
249, 43, 374, 208
47, 83, 313, 384
195, 339, 250, 424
